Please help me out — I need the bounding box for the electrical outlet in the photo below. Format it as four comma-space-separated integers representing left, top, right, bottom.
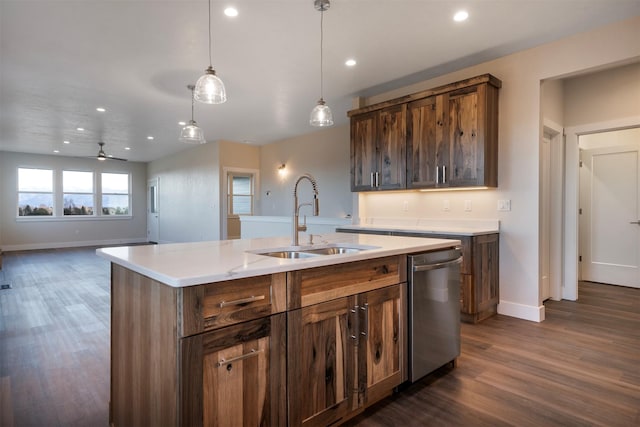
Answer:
464, 200, 472, 212
402, 200, 409, 212
443, 200, 450, 211
498, 199, 511, 211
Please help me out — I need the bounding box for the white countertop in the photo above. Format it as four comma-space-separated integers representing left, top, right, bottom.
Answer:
96, 233, 460, 288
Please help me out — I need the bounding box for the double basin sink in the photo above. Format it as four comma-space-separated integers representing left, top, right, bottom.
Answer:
249, 243, 379, 259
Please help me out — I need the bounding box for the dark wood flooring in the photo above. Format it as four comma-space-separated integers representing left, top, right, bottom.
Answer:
1, 247, 639, 427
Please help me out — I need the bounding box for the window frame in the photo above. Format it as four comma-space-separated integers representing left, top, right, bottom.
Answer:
17, 167, 55, 217
62, 169, 96, 216
227, 172, 255, 216
100, 172, 132, 217
15, 166, 133, 221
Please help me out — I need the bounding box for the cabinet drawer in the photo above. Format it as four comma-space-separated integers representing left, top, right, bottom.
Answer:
288, 256, 406, 309
181, 273, 286, 336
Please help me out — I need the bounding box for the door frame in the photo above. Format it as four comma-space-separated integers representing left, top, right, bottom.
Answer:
541, 119, 563, 302
221, 167, 260, 240
563, 116, 640, 300
147, 177, 159, 243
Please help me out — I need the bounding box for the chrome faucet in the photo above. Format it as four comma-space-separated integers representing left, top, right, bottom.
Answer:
292, 174, 319, 246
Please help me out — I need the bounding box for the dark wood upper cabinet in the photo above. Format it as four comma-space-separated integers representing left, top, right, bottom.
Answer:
350, 74, 501, 192
351, 105, 406, 191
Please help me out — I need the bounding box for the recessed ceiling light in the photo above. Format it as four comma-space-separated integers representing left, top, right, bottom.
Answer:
224, 7, 238, 17
178, 121, 187, 126
63, 140, 70, 144
53, 150, 60, 153
345, 59, 357, 67
124, 147, 131, 150
76, 127, 84, 131
96, 107, 106, 112
147, 136, 154, 140
453, 10, 469, 22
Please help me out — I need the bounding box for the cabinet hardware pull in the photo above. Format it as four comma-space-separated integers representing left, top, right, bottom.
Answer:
216, 349, 263, 367
375, 172, 380, 188
360, 303, 368, 338
436, 166, 440, 184
442, 165, 447, 184
630, 220, 640, 225
219, 295, 265, 308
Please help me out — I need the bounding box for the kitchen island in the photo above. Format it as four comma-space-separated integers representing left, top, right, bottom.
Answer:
98, 232, 460, 427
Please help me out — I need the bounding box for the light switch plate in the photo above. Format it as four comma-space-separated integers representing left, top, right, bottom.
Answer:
464, 200, 472, 211
498, 199, 511, 211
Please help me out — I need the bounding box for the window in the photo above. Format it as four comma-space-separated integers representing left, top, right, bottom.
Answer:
101, 173, 130, 215
228, 173, 254, 215
63, 170, 94, 215
18, 168, 54, 216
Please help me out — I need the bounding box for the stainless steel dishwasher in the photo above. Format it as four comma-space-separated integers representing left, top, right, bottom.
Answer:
408, 246, 462, 382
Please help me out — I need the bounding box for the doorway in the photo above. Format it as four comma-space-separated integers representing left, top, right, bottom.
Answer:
564, 119, 640, 299
578, 128, 640, 288
147, 178, 159, 243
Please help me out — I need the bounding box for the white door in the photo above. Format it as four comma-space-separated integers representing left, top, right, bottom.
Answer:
580, 142, 640, 288
540, 133, 551, 300
147, 178, 159, 243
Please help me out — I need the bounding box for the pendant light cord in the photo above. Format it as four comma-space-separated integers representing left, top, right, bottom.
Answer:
320, 9, 324, 100
208, 0, 213, 67
191, 86, 196, 121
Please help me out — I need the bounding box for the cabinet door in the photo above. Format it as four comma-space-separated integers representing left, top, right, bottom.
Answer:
448, 85, 483, 187
181, 314, 286, 427
472, 233, 500, 320
377, 105, 406, 190
288, 296, 357, 426
407, 95, 449, 188
358, 285, 403, 406
351, 111, 378, 191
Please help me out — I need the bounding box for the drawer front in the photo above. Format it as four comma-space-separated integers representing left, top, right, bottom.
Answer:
288, 256, 405, 309
181, 273, 286, 336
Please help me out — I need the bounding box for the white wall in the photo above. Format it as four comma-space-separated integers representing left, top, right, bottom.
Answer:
147, 142, 221, 243
259, 124, 355, 219
564, 62, 640, 127
356, 16, 640, 321
0, 151, 147, 250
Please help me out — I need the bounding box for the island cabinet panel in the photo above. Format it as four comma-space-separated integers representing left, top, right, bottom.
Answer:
180, 314, 287, 427
181, 273, 287, 337
287, 256, 407, 427
358, 285, 404, 407
110, 264, 179, 427
287, 296, 357, 427
287, 255, 406, 309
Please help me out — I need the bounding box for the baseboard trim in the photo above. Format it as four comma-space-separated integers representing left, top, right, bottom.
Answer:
1, 238, 148, 252
497, 300, 545, 322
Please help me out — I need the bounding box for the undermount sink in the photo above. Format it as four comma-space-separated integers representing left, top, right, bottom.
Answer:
258, 250, 320, 259
249, 243, 380, 259
302, 246, 364, 255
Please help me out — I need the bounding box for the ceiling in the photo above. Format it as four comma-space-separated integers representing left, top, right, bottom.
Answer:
1, 0, 639, 163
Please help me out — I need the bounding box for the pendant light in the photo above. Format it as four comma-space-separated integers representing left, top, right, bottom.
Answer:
194, 0, 227, 104
180, 85, 206, 144
309, 0, 333, 127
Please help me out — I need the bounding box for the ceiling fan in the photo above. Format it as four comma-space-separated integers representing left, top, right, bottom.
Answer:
93, 142, 127, 161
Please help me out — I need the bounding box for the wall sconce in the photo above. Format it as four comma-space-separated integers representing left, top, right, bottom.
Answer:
278, 164, 287, 177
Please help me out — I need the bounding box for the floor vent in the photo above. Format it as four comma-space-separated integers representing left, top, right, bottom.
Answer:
1, 284, 11, 290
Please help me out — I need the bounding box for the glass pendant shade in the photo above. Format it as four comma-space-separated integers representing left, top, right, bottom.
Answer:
310, 99, 333, 127
179, 120, 205, 144
194, 66, 227, 104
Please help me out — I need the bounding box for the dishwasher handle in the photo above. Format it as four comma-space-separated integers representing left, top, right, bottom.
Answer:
413, 256, 462, 272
